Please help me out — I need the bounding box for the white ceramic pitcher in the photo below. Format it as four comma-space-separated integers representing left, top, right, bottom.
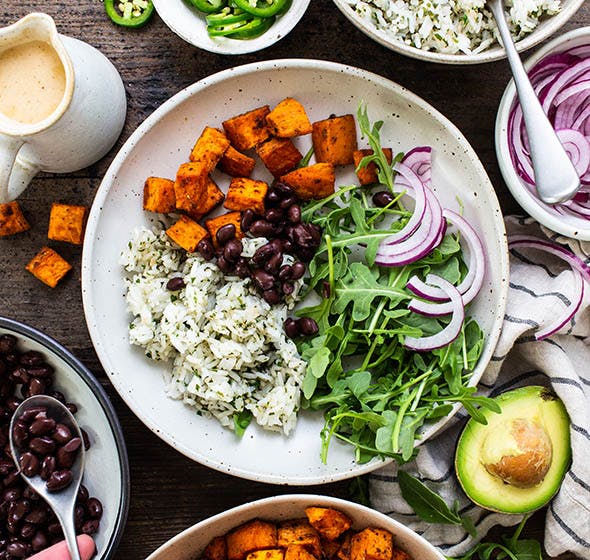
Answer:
0, 13, 127, 203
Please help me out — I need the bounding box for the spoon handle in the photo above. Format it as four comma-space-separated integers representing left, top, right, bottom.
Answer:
55, 509, 82, 560
487, 0, 580, 204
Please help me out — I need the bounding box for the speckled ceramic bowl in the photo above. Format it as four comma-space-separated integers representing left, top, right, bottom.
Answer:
332, 0, 585, 64
145, 495, 444, 560
0, 316, 129, 559
82, 59, 508, 485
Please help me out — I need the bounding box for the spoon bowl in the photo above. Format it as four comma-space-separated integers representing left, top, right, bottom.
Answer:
10, 395, 86, 560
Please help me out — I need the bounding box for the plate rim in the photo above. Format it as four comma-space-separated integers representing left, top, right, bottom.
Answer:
0, 315, 130, 560
82, 58, 509, 485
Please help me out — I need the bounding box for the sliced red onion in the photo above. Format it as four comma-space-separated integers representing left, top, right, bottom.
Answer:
555, 129, 590, 176
404, 275, 465, 352
402, 146, 432, 188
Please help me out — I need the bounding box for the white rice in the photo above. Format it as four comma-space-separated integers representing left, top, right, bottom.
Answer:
120, 226, 307, 435
348, 0, 560, 55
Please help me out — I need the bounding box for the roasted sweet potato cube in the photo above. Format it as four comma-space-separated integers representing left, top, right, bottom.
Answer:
219, 145, 256, 178
280, 163, 335, 200
390, 549, 410, 560
0, 201, 30, 237
47, 203, 88, 245
202, 536, 227, 560
305, 507, 352, 541
337, 533, 352, 560
189, 126, 230, 171
226, 519, 278, 560
143, 177, 176, 214
186, 176, 225, 221
205, 211, 243, 249
247, 549, 284, 560
223, 106, 271, 151
25, 247, 72, 288
166, 215, 209, 253
352, 149, 394, 186
278, 520, 321, 558
224, 177, 268, 215
174, 162, 209, 214
312, 114, 358, 166
285, 544, 317, 560
321, 539, 342, 560
350, 528, 393, 560
266, 98, 312, 138
256, 138, 302, 178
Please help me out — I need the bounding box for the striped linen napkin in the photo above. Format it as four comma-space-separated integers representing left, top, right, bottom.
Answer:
369, 216, 590, 559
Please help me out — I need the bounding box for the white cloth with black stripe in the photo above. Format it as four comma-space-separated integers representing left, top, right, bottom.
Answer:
369, 216, 590, 558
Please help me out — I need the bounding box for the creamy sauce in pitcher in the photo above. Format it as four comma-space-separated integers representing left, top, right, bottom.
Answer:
0, 40, 66, 125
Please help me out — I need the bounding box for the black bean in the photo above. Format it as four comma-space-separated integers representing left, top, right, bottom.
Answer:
20, 408, 47, 424
27, 378, 46, 397
284, 318, 300, 339
80, 429, 91, 451
0, 336, 16, 355
282, 282, 295, 296
86, 498, 103, 520
265, 189, 281, 205
240, 209, 256, 232
282, 239, 294, 253
297, 317, 319, 336
46, 471, 72, 492
11, 368, 29, 385
262, 290, 281, 305
12, 422, 28, 448
234, 258, 250, 279
296, 247, 315, 263
372, 190, 395, 208
52, 424, 71, 445
6, 541, 28, 557
268, 239, 284, 253
19, 523, 34, 541
65, 403, 78, 415
19, 453, 39, 478
287, 205, 301, 223
0, 381, 13, 400
49, 392, 65, 404
18, 352, 43, 368
74, 505, 85, 530
308, 224, 322, 245
22, 488, 38, 502
278, 196, 297, 210
24, 508, 47, 525
216, 224, 236, 245
278, 264, 292, 281
197, 239, 215, 261
2, 488, 20, 503
5, 398, 21, 412
46, 522, 62, 536
264, 253, 283, 275
292, 224, 314, 248
76, 485, 89, 504
12, 500, 29, 522
252, 244, 274, 265
29, 418, 55, 437
31, 531, 47, 552
26, 366, 53, 379
290, 261, 306, 280
166, 277, 185, 291
63, 437, 81, 454
4, 353, 18, 366
274, 182, 293, 197
216, 256, 234, 274
28, 437, 55, 456
40, 456, 56, 481
249, 219, 274, 238
81, 519, 99, 535
3, 471, 20, 488
253, 271, 275, 292
56, 447, 75, 469
265, 208, 283, 223
223, 239, 243, 263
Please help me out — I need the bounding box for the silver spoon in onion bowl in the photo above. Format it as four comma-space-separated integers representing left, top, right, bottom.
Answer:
9, 395, 86, 560
487, 0, 580, 204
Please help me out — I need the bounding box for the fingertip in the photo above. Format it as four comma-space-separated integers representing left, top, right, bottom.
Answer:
78, 534, 96, 560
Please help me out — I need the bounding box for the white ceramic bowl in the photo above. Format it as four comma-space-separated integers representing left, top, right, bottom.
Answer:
82, 59, 508, 485
152, 0, 310, 55
0, 316, 129, 559
496, 27, 590, 240
332, 0, 585, 64
145, 494, 445, 560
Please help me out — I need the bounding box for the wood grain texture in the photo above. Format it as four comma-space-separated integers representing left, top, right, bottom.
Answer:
0, 1, 587, 558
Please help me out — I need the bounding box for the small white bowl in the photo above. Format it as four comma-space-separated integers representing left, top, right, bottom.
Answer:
145, 494, 445, 560
152, 0, 310, 55
332, 0, 585, 64
495, 27, 590, 240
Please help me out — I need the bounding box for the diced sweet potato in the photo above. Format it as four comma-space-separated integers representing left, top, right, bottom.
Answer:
186, 176, 225, 221
202, 536, 227, 560
247, 549, 284, 560
0, 201, 30, 237
266, 98, 312, 138
305, 507, 353, 541
174, 162, 209, 214
189, 126, 230, 171
47, 203, 88, 245
280, 163, 335, 200
223, 106, 271, 152
25, 247, 72, 288
321, 539, 342, 560
226, 519, 278, 560
352, 149, 394, 186
219, 145, 256, 178
166, 215, 209, 253
337, 533, 352, 560
285, 544, 317, 560
278, 520, 321, 558
205, 211, 243, 249
224, 177, 268, 215
143, 177, 176, 214
256, 138, 302, 178
312, 115, 358, 166
390, 549, 410, 560
350, 528, 393, 560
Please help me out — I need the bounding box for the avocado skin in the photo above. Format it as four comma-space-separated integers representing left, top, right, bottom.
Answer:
454, 385, 571, 514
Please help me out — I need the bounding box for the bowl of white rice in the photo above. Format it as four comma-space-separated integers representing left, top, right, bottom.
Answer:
332, 0, 585, 64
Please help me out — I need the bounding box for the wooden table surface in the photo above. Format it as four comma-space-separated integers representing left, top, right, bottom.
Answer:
1, 1, 588, 558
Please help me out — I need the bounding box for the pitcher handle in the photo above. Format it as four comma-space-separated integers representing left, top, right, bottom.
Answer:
0, 134, 25, 203
9, 157, 41, 201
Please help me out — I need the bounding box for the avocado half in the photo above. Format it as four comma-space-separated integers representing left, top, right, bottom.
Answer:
455, 386, 571, 514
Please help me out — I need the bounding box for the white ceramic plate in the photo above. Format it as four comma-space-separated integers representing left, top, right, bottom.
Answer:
152, 0, 310, 55
0, 317, 129, 560
82, 59, 508, 485
145, 494, 445, 560
332, 0, 585, 64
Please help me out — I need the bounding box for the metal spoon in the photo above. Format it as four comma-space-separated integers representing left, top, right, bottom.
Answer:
487, 0, 580, 204
9, 396, 86, 560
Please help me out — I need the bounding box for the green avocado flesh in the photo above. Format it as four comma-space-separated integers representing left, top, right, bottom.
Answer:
455, 386, 571, 514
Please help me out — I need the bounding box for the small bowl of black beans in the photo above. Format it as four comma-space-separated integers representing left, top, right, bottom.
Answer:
0, 317, 129, 559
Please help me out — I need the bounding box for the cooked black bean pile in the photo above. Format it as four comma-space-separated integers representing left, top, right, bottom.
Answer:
0, 334, 103, 559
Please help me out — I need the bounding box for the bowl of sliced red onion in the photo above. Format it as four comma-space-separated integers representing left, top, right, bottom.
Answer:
496, 27, 590, 240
